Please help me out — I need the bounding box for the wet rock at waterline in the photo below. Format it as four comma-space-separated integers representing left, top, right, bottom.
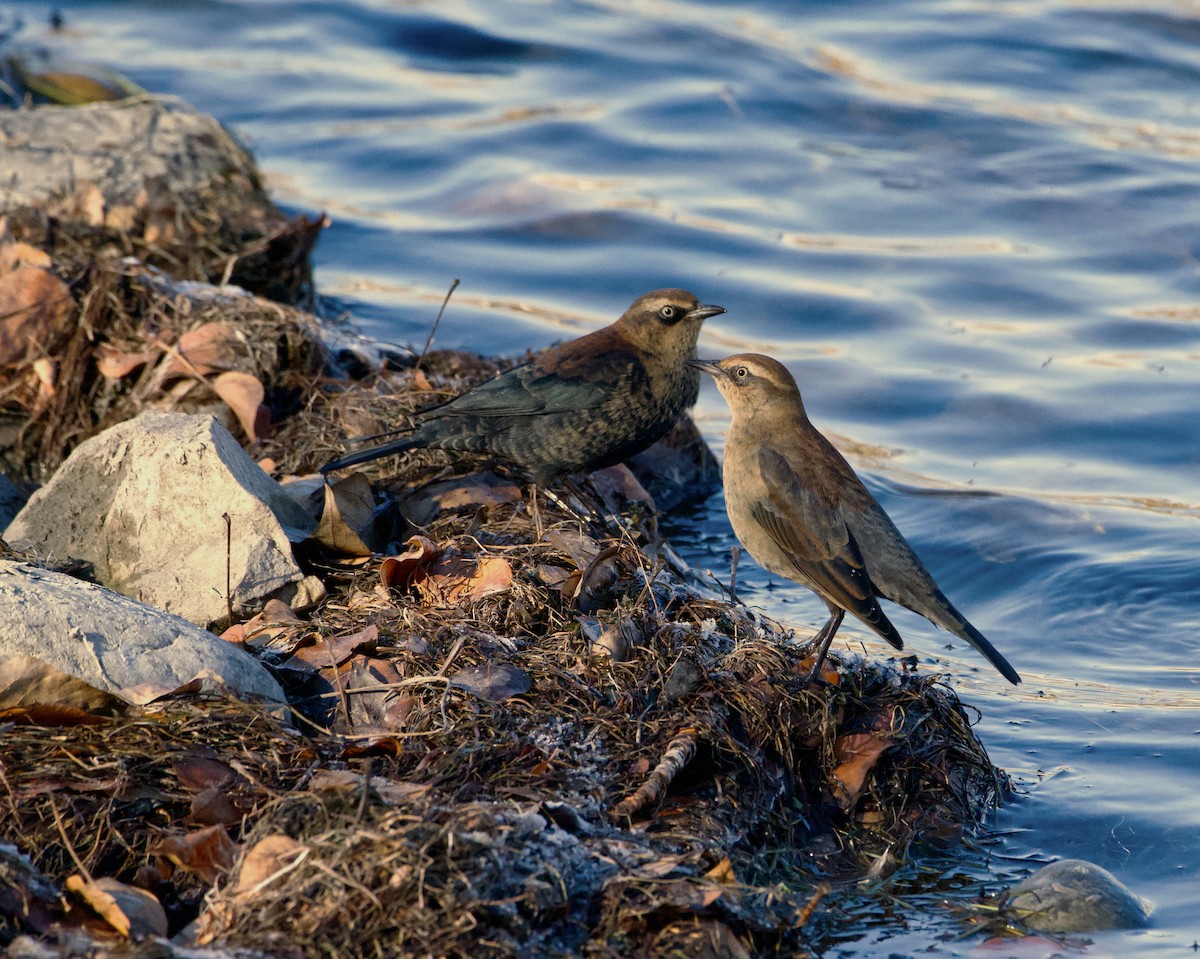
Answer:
1008, 858, 1151, 933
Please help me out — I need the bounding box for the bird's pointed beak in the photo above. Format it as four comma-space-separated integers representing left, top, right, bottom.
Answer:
687, 358, 725, 379
686, 303, 726, 323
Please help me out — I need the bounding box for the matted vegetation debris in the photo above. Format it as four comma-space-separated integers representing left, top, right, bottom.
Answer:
2, 136, 1012, 958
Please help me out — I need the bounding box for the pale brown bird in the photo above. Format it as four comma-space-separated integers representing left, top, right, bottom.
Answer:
323, 289, 725, 484
692, 353, 1020, 685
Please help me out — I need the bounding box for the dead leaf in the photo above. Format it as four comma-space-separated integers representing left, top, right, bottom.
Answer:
0, 266, 73, 366
704, 857, 736, 883
283, 624, 380, 671
309, 769, 431, 805
96, 343, 157, 380
591, 463, 655, 513
213, 370, 270, 441
569, 545, 622, 613
0, 241, 51, 273
238, 598, 308, 651
233, 835, 307, 897
0, 656, 128, 715
159, 322, 243, 380
402, 471, 522, 526
830, 709, 899, 811
419, 554, 513, 605
380, 535, 441, 590
152, 825, 238, 885
0, 704, 113, 727
65, 875, 168, 939
334, 656, 413, 731
173, 754, 243, 794
448, 662, 532, 702
313, 474, 378, 557
545, 528, 603, 568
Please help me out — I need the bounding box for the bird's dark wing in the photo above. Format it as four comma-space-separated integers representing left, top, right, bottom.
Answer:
752, 447, 904, 649
433, 348, 637, 419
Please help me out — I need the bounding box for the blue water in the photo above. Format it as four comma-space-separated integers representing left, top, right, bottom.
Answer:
7, 0, 1199, 953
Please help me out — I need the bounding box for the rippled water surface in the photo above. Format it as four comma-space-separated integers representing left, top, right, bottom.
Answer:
8, 0, 1199, 953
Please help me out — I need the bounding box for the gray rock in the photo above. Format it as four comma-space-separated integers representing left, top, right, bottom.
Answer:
1008, 858, 1151, 933
0, 560, 283, 704
0, 98, 261, 214
4, 411, 312, 626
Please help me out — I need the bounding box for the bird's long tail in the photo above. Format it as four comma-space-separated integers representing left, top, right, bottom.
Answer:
953, 617, 1022, 686
321, 434, 420, 473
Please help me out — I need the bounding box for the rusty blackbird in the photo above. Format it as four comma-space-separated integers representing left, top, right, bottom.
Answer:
692, 353, 1020, 685
323, 289, 726, 484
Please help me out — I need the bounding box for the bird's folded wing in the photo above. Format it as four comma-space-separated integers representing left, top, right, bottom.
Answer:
436, 353, 633, 418
752, 447, 882, 623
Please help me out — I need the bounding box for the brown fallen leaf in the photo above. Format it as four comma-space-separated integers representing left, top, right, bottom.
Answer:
314, 474, 378, 557
380, 534, 441, 590
95, 343, 157, 380
213, 370, 270, 441
0, 241, 52, 273
590, 463, 655, 513
830, 709, 900, 811
232, 835, 307, 897
65, 875, 168, 939
0, 266, 73, 366
238, 598, 308, 651
309, 769, 432, 805
329, 655, 412, 731
448, 662, 532, 703
283, 624, 380, 671
152, 825, 238, 885
0, 656, 128, 715
158, 322, 244, 381
402, 471, 523, 526
418, 553, 513, 606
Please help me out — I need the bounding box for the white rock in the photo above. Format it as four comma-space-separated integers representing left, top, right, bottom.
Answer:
0, 560, 283, 704
4, 411, 313, 626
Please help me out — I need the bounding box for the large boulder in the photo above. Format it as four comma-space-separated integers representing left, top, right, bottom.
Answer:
0, 560, 283, 704
4, 411, 312, 626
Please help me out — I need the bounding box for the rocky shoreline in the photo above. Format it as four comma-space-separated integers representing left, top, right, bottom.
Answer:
0, 90, 1138, 958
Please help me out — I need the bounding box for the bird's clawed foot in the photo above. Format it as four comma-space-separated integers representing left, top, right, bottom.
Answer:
803, 610, 845, 687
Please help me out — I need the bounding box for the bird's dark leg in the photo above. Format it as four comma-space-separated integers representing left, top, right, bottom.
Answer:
728, 546, 742, 603
529, 486, 544, 542
804, 608, 845, 686
563, 477, 615, 531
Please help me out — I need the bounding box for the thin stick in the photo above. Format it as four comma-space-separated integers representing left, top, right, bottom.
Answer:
415, 278, 460, 373
796, 882, 830, 926
610, 726, 699, 820
49, 797, 91, 881
327, 640, 353, 731
728, 545, 742, 603
222, 512, 234, 627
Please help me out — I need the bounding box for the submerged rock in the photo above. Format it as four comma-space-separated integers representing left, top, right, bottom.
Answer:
1008, 858, 1151, 933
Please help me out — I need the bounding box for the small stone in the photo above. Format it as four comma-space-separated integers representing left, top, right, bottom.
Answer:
1008, 858, 1151, 933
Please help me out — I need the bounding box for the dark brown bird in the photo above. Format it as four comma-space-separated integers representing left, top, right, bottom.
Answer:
323, 289, 726, 484
692, 353, 1020, 685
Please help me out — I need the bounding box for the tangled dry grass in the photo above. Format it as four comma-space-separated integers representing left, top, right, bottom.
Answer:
2, 181, 1010, 959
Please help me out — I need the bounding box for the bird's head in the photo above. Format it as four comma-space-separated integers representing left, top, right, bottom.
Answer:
615, 289, 725, 356
688, 353, 807, 418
